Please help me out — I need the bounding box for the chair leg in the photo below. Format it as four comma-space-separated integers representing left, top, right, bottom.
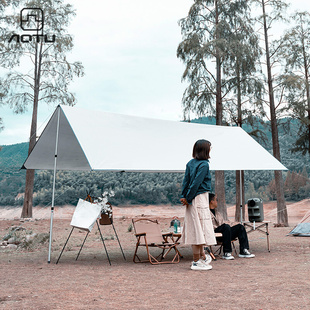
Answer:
212, 240, 237, 258
134, 242, 178, 264
148, 246, 178, 264
133, 236, 142, 263
145, 242, 156, 264
133, 235, 161, 264
162, 244, 178, 261
168, 245, 180, 263
205, 246, 216, 261
209, 243, 223, 257
232, 240, 237, 255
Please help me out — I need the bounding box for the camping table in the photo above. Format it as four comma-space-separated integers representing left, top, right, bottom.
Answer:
243, 221, 270, 252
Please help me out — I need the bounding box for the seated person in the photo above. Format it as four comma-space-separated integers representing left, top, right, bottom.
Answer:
209, 193, 255, 260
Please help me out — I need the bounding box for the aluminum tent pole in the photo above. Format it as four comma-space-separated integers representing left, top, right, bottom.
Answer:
240, 170, 243, 224
237, 122, 244, 224
48, 106, 61, 263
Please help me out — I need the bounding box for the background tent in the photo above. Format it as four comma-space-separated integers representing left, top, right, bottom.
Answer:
288, 210, 310, 236
22, 105, 287, 262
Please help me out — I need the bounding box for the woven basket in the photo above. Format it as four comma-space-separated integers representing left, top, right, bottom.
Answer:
99, 203, 113, 225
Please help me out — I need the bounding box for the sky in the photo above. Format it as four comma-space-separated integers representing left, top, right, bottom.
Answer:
1, 0, 309, 145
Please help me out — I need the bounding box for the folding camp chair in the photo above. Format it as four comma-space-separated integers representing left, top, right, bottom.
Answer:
209, 232, 237, 259
132, 218, 180, 264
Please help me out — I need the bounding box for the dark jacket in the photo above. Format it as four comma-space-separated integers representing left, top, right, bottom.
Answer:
181, 158, 211, 203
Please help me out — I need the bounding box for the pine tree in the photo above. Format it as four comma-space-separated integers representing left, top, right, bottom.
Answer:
252, 0, 289, 226
177, 0, 259, 218
279, 12, 310, 155
0, 1, 84, 217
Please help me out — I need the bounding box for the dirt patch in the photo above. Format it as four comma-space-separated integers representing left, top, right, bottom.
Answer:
2, 199, 309, 224
1, 201, 310, 309
0, 204, 187, 221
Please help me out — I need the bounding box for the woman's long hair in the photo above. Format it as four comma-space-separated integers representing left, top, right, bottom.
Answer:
192, 139, 211, 160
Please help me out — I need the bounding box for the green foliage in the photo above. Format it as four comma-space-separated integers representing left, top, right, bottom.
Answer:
0, 1, 84, 111
283, 168, 310, 201
0, 143, 28, 206
127, 223, 133, 232
0, 0, 85, 216
30, 170, 184, 206
276, 11, 310, 155
177, 0, 264, 127
0, 167, 26, 206
245, 182, 270, 202
0, 142, 28, 167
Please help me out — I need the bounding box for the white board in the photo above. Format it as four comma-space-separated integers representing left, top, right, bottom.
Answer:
70, 199, 102, 232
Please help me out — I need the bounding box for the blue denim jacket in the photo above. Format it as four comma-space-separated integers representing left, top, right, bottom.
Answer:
181, 158, 211, 203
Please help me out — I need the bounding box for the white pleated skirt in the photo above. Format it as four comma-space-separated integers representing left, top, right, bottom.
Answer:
180, 192, 216, 246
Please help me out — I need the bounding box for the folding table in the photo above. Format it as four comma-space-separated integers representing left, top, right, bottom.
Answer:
243, 221, 270, 252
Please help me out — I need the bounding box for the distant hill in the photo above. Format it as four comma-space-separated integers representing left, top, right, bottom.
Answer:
0, 142, 28, 168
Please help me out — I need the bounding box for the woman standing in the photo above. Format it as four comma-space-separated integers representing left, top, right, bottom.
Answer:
180, 139, 216, 271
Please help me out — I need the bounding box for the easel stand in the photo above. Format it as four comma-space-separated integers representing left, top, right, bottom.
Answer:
109, 221, 126, 261
98, 202, 126, 261
56, 220, 111, 265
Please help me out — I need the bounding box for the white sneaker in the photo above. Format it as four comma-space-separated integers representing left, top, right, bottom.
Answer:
222, 252, 235, 260
191, 260, 212, 270
201, 253, 212, 265
239, 249, 255, 258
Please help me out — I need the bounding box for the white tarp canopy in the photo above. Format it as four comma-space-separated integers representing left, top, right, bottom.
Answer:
22, 105, 287, 263
23, 105, 287, 172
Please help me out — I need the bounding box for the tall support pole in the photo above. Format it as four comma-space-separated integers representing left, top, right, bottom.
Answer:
237, 123, 244, 224
48, 107, 61, 263
240, 169, 243, 224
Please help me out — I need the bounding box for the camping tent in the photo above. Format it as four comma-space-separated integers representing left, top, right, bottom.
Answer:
288, 210, 310, 236
22, 105, 287, 262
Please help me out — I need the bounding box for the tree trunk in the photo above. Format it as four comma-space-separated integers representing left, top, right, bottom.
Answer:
21, 105, 37, 218
235, 170, 245, 222
234, 64, 245, 222
214, 0, 226, 219
21, 170, 34, 218
301, 27, 310, 154
21, 39, 42, 218
262, 0, 288, 226
215, 170, 227, 219
274, 170, 288, 225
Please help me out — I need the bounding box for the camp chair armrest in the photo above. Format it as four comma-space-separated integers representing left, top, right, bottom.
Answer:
135, 232, 146, 237
162, 232, 173, 237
